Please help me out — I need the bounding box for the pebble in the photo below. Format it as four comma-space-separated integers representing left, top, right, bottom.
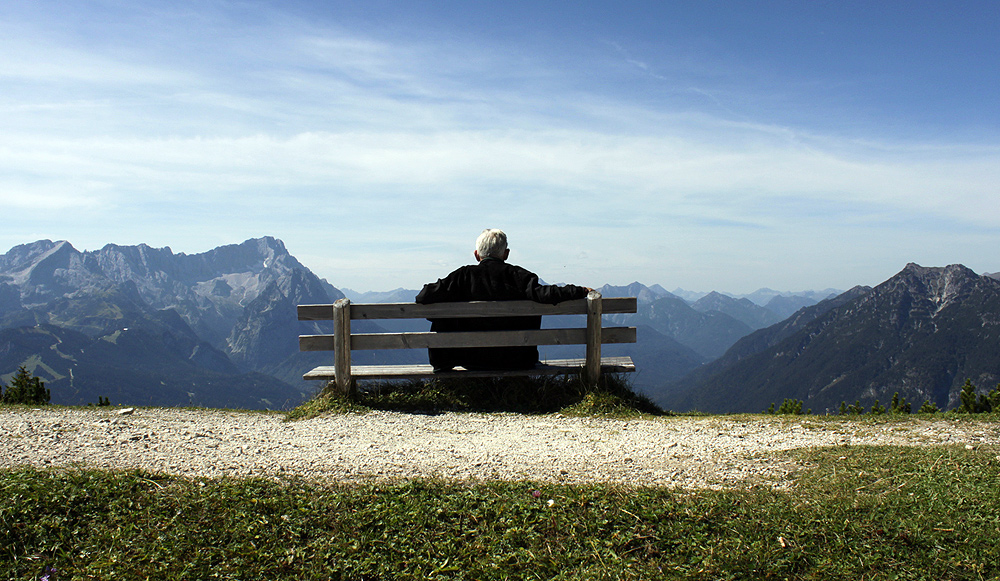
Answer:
1, 408, 997, 488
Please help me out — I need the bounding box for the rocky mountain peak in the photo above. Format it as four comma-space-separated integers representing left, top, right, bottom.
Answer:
254, 235, 287, 259
1, 235, 339, 346
94, 243, 177, 284
692, 290, 783, 330
693, 291, 737, 309
899, 262, 978, 281
666, 264, 1000, 414
599, 282, 671, 304
25, 240, 79, 279
0, 236, 346, 408
4, 241, 105, 306
0, 240, 76, 279
884, 263, 985, 316
0, 240, 63, 273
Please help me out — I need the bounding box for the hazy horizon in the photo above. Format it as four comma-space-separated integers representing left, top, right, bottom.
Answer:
12, 235, 1000, 300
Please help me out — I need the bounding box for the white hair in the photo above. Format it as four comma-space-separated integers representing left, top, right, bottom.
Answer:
475, 228, 508, 259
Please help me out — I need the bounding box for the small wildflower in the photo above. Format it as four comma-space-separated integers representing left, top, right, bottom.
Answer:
531, 489, 542, 498
547, 499, 555, 508
40, 566, 57, 581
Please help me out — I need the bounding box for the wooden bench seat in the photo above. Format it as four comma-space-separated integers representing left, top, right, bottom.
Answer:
298, 291, 637, 393
303, 357, 637, 381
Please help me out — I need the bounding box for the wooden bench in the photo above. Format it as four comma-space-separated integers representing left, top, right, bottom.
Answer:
298, 291, 637, 393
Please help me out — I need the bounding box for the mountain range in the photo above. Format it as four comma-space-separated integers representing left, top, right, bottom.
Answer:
660, 264, 1000, 413
0, 238, 339, 408
3, 237, 997, 413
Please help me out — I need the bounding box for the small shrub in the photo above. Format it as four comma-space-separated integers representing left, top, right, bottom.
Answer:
918, 400, 939, 414
958, 379, 996, 414
889, 392, 911, 414
988, 384, 1000, 411
774, 398, 807, 415
958, 379, 979, 413
839, 400, 866, 415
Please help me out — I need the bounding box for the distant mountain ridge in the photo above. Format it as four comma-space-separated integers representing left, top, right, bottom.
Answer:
692, 292, 784, 330
671, 287, 841, 306
10, 237, 985, 415
339, 280, 815, 373
661, 264, 1000, 413
342, 288, 419, 303
0, 237, 850, 409
0, 237, 342, 408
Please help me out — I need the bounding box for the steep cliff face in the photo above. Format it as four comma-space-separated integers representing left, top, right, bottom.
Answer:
226, 268, 334, 372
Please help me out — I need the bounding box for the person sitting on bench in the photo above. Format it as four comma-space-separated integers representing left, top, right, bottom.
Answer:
415, 228, 591, 372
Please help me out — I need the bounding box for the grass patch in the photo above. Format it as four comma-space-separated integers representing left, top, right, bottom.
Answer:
283, 389, 370, 421
3, 444, 998, 580
559, 390, 659, 418
287, 373, 663, 420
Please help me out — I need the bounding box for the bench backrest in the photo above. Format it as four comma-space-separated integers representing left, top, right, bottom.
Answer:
297, 291, 637, 390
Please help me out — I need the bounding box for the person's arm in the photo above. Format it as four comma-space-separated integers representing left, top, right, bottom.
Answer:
532, 282, 589, 304
415, 268, 467, 304
519, 269, 590, 304
415, 281, 439, 304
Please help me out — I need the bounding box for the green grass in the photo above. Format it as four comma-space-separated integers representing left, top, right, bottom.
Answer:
3, 444, 998, 580
285, 373, 664, 421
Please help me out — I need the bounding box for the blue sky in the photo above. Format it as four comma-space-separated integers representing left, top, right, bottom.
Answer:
2, 0, 998, 293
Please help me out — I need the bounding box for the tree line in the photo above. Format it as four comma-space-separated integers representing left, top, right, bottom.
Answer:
766, 379, 1000, 416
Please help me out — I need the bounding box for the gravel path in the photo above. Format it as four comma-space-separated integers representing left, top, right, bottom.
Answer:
2, 407, 998, 488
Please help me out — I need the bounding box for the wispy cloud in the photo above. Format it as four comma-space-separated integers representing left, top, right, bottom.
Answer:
1, 1, 998, 292
6, 120, 995, 217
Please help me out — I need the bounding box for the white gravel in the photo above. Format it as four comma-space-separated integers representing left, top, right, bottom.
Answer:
2, 407, 998, 488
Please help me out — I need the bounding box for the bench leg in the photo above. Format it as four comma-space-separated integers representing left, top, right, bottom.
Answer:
327, 378, 355, 396
584, 291, 603, 386
334, 299, 354, 396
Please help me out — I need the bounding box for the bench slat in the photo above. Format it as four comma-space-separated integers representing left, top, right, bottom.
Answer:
298, 297, 637, 321
303, 356, 635, 380
299, 326, 636, 351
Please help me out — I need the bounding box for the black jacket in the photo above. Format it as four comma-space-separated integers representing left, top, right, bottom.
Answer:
415, 257, 588, 371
